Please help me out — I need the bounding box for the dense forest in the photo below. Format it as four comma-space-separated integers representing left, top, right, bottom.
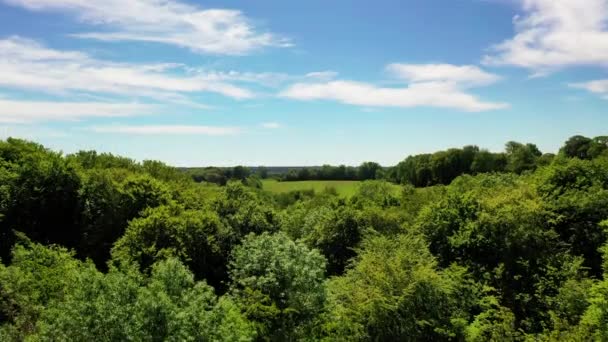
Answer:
1, 135, 608, 341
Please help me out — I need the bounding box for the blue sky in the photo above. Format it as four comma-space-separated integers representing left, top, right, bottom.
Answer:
0, 0, 606, 166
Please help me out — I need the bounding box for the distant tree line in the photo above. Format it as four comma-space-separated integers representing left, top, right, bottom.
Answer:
279, 162, 384, 182
182, 136, 608, 187
386, 141, 554, 187
276, 136, 608, 187
182, 163, 385, 183
385, 135, 606, 187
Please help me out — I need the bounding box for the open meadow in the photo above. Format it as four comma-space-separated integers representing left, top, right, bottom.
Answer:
261, 179, 402, 197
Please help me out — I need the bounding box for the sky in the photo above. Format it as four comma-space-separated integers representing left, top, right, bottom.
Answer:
0, 0, 607, 166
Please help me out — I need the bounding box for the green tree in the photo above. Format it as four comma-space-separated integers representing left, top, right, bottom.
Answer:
561, 135, 594, 160
214, 182, 279, 238
120, 174, 172, 219
112, 204, 231, 290
536, 157, 608, 276
231, 166, 252, 181
34, 258, 255, 341
417, 184, 582, 332
78, 169, 126, 268
358, 162, 382, 180
0, 240, 88, 340
0, 139, 82, 262
505, 141, 542, 174
229, 232, 326, 340
323, 233, 471, 341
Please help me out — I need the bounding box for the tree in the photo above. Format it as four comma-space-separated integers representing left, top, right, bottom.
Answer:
1, 242, 255, 341
120, 174, 172, 220
505, 141, 542, 174
416, 184, 583, 332
358, 162, 382, 180
213, 182, 279, 238
561, 135, 593, 159
256, 167, 269, 179
34, 258, 255, 341
142, 159, 187, 182
536, 157, 608, 276
322, 233, 471, 341
229, 232, 326, 340
302, 205, 362, 275
78, 169, 130, 268
0, 240, 88, 340
231, 166, 251, 181
0, 139, 82, 261
589, 136, 608, 158
351, 180, 400, 208
471, 150, 506, 174
112, 204, 231, 290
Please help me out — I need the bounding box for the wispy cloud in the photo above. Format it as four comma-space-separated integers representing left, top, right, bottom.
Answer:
185, 70, 293, 88
0, 98, 153, 123
4, 0, 289, 55
482, 0, 608, 74
260, 122, 281, 129
305, 71, 338, 81
0, 36, 254, 100
280, 63, 507, 112
386, 64, 500, 87
569, 80, 608, 100
89, 124, 241, 135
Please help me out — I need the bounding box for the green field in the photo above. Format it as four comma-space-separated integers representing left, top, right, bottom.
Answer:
262, 179, 404, 198
262, 179, 362, 197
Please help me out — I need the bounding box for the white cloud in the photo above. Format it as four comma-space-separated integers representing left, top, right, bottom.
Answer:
260, 122, 281, 129
0, 36, 86, 61
4, 0, 289, 55
483, 0, 608, 73
281, 64, 507, 112
191, 70, 292, 88
89, 125, 241, 135
0, 36, 253, 100
305, 71, 338, 81
569, 79, 608, 100
187, 69, 340, 87
386, 63, 500, 87
0, 98, 153, 123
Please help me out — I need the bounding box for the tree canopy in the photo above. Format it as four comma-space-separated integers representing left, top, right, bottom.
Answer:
1, 135, 608, 341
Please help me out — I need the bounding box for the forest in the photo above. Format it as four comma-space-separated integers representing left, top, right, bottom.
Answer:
1, 134, 608, 341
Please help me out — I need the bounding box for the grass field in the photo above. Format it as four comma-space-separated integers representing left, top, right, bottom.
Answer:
261, 179, 404, 198
262, 179, 362, 197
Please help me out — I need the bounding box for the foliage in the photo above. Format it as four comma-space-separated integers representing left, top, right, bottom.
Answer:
0, 240, 86, 340
560, 135, 608, 160
1, 135, 608, 341
112, 204, 231, 290
0, 242, 255, 341
229, 232, 326, 340
322, 233, 472, 341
